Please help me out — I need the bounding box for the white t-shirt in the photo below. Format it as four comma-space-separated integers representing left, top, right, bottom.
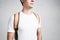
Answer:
7, 11, 41, 40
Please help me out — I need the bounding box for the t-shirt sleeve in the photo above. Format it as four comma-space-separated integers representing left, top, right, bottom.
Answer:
7, 14, 15, 32
38, 22, 41, 28
38, 16, 41, 28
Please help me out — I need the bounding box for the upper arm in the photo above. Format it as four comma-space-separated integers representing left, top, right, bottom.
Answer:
7, 14, 15, 32
35, 13, 42, 35
7, 32, 15, 40
7, 14, 15, 40
37, 28, 42, 36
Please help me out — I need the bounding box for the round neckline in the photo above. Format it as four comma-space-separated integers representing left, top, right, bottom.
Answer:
21, 11, 33, 16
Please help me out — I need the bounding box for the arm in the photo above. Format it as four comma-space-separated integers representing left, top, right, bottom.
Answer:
7, 14, 15, 40
7, 32, 15, 40
35, 13, 42, 40
33, 12, 42, 40
37, 28, 42, 40
7, 13, 19, 40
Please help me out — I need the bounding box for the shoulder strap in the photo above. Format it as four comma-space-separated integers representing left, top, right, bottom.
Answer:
14, 12, 20, 30
33, 12, 40, 24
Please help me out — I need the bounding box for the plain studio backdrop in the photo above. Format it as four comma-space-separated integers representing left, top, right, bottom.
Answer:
0, 0, 60, 40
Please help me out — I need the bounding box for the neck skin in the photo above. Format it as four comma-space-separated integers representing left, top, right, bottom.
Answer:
22, 6, 33, 15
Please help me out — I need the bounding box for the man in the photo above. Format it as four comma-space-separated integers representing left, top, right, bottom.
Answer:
7, 0, 42, 40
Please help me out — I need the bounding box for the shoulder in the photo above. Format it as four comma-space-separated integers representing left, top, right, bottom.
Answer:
33, 12, 40, 24
9, 12, 19, 21
14, 12, 20, 16
11, 12, 20, 18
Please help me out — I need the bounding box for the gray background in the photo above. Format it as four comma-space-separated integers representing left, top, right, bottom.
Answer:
0, 0, 60, 40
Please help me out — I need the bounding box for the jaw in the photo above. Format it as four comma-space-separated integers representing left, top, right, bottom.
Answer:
23, 2, 34, 9
23, 5, 34, 9
28, 4, 34, 9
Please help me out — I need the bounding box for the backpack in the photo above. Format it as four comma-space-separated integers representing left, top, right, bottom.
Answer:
14, 12, 20, 40
13, 12, 40, 40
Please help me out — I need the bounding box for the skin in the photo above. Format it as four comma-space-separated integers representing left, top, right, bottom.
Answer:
7, 0, 42, 40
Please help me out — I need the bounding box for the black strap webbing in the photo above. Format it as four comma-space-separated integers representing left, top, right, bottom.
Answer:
14, 12, 20, 40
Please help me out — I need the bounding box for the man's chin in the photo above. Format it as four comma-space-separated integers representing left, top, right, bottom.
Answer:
29, 6, 34, 8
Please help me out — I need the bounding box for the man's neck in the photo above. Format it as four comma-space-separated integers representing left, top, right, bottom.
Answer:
22, 6, 32, 15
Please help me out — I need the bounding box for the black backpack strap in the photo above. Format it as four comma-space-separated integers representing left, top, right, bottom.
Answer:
14, 12, 20, 40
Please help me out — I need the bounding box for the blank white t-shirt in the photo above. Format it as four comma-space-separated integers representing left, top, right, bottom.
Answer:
7, 11, 41, 40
